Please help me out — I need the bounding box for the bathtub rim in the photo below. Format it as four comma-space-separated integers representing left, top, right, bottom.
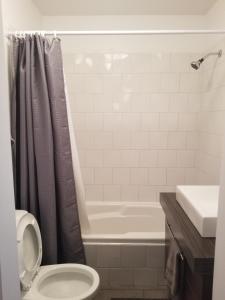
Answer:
85, 200, 163, 209
83, 200, 165, 244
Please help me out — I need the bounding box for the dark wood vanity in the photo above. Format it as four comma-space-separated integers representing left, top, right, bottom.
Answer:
160, 193, 215, 300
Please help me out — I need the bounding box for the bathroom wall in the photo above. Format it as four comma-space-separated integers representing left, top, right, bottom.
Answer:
0, 0, 20, 299
42, 15, 217, 53
194, 40, 225, 184
206, 0, 225, 29
1, 0, 42, 31
43, 14, 223, 203
214, 154, 225, 300
190, 0, 225, 186
43, 14, 205, 31
62, 48, 202, 202
0, 1, 42, 299
204, 1, 225, 300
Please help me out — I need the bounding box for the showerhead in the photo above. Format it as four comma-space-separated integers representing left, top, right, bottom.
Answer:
190, 49, 222, 70
191, 58, 205, 70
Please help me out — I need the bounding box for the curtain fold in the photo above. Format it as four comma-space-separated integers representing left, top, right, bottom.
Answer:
10, 34, 85, 265
64, 77, 90, 233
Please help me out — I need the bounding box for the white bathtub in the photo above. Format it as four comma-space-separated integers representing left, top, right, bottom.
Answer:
82, 201, 165, 243
82, 202, 168, 300
82, 202, 168, 299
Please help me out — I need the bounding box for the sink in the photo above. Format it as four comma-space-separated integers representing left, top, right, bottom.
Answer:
176, 185, 219, 237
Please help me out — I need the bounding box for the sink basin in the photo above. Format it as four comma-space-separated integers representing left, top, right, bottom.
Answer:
176, 185, 219, 237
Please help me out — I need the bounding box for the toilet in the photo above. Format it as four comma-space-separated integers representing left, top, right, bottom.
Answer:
15, 210, 100, 300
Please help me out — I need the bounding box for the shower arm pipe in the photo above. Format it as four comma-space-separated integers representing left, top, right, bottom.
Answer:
202, 50, 223, 60
7, 29, 225, 37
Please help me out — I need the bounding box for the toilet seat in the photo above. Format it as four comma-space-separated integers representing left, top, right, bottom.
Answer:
16, 210, 42, 290
22, 264, 100, 300
15, 210, 100, 300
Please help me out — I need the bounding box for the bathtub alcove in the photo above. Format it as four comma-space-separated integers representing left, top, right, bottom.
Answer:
83, 201, 167, 299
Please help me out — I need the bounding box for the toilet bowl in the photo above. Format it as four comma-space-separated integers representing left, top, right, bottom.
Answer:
16, 210, 100, 300
22, 264, 99, 300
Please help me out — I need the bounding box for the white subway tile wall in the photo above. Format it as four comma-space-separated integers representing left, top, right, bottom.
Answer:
64, 51, 208, 202
61, 41, 225, 300
64, 43, 225, 201
195, 40, 225, 184
85, 243, 169, 300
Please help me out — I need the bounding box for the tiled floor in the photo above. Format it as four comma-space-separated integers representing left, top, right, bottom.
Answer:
94, 288, 169, 300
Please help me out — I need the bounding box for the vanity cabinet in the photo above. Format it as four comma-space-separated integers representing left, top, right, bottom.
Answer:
160, 193, 215, 300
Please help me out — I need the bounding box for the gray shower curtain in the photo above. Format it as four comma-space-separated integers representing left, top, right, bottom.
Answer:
10, 34, 85, 265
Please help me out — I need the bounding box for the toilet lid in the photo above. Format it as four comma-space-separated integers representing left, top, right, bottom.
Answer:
16, 210, 42, 290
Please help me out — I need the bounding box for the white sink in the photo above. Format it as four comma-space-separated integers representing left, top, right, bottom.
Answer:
176, 185, 219, 237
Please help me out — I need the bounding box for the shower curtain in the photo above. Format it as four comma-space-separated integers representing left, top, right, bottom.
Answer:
64, 77, 90, 233
10, 34, 85, 265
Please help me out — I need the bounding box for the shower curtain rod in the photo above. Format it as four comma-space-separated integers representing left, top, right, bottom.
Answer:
8, 29, 225, 36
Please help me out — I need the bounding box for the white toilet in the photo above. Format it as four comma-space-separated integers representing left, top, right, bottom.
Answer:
15, 210, 100, 300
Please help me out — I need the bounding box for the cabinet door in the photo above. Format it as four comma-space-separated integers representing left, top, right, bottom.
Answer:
166, 222, 213, 300
182, 265, 213, 300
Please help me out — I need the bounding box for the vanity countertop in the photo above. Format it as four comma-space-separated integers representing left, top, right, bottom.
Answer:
160, 193, 215, 274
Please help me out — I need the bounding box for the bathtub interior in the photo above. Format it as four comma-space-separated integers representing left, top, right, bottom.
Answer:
82, 202, 165, 242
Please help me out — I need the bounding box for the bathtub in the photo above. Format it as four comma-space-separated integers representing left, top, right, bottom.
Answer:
83, 201, 165, 243
82, 202, 168, 300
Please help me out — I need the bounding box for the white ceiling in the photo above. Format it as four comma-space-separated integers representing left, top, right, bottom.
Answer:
33, 0, 217, 16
